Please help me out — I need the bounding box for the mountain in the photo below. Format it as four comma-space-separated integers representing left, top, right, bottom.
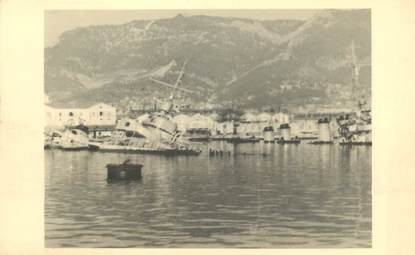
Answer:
45, 10, 371, 110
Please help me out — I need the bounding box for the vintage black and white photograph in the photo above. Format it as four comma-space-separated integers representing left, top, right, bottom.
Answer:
44, 9, 371, 248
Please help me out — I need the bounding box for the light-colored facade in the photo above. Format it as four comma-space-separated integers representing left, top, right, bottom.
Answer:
240, 112, 258, 122
172, 113, 220, 133
237, 122, 265, 136
237, 112, 290, 136
272, 112, 290, 124
45, 103, 117, 129
257, 112, 273, 122
241, 112, 290, 124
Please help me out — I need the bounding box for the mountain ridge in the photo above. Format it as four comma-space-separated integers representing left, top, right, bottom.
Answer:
45, 10, 371, 110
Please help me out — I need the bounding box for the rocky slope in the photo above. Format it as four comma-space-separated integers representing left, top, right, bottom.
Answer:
45, 10, 371, 110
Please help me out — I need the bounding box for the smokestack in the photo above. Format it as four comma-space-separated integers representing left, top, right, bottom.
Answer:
279, 123, 291, 141
317, 118, 331, 142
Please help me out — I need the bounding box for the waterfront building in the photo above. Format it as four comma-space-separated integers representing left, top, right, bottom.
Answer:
172, 113, 220, 134
237, 122, 264, 137
222, 121, 237, 135
240, 112, 258, 122
45, 103, 117, 131
190, 114, 218, 130
272, 112, 290, 123
257, 112, 273, 122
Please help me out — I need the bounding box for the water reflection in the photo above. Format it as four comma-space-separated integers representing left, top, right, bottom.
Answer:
45, 143, 371, 248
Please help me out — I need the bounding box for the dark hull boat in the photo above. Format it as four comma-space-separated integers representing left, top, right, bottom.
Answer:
309, 141, 333, 145
276, 139, 301, 145
106, 160, 143, 181
225, 136, 260, 144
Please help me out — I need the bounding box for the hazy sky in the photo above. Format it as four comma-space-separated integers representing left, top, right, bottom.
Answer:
45, 9, 320, 47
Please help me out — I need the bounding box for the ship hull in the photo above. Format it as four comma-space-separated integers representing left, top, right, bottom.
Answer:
88, 143, 201, 156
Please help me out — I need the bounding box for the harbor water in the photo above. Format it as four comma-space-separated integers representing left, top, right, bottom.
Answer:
45, 142, 371, 248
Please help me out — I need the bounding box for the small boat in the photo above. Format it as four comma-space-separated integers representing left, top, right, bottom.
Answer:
106, 159, 143, 181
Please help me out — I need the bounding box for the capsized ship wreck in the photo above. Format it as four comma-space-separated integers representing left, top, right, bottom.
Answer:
89, 60, 202, 155
89, 106, 201, 155
335, 41, 372, 145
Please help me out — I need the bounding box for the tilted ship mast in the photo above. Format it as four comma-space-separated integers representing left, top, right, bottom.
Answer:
149, 59, 193, 114
147, 59, 198, 145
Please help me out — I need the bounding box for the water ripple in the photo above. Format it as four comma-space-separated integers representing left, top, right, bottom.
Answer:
45, 143, 371, 248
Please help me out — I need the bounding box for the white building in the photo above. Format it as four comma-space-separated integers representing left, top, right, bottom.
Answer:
272, 112, 290, 124
172, 113, 220, 133
190, 114, 218, 130
240, 112, 258, 122
257, 112, 273, 122
45, 103, 117, 130
237, 122, 265, 136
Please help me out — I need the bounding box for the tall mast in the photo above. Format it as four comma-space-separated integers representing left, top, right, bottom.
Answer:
149, 59, 193, 113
